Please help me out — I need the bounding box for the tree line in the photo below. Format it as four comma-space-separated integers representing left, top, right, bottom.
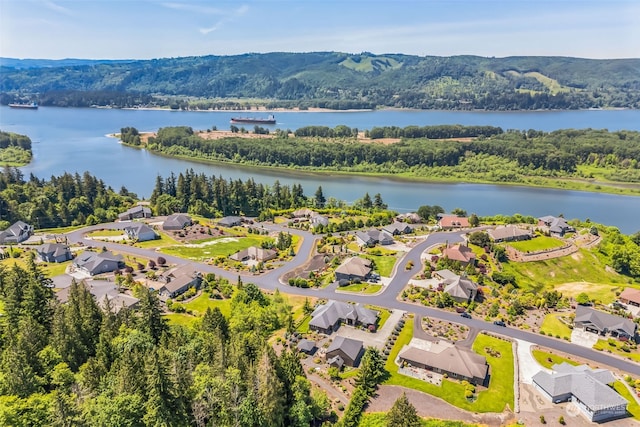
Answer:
0, 259, 332, 426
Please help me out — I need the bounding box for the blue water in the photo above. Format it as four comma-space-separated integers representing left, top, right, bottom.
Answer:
1, 106, 639, 233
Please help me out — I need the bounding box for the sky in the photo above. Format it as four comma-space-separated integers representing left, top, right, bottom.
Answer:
1, 0, 638, 60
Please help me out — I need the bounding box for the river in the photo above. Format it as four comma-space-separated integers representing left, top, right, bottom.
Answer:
1, 106, 639, 233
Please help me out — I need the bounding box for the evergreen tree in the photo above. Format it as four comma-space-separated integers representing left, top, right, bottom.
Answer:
201, 307, 229, 341
386, 392, 421, 427
314, 186, 325, 208
137, 288, 167, 345
256, 348, 286, 426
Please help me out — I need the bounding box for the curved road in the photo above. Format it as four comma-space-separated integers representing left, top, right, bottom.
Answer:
66, 222, 640, 376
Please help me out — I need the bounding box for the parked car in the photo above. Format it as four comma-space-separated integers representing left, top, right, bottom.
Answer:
460, 312, 472, 319
493, 320, 506, 327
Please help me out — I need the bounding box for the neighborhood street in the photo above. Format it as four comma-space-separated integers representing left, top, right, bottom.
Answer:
65, 221, 640, 377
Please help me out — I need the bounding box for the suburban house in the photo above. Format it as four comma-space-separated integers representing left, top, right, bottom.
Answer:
573, 305, 637, 339
334, 257, 373, 283
437, 215, 470, 230
124, 223, 158, 242
296, 339, 317, 355
487, 225, 532, 243
118, 205, 152, 221
396, 212, 421, 224
532, 363, 628, 422
98, 293, 140, 314
157, 264, 202, 298
398, 340, 489, 386
218, 216, 243, 227
0, 221, 33, 244
292, 208, 316, 218
73, 251, 124, 276
355, 229, 394, 247
230, 246, 277, 262
537, 215, 575, 237
162, 213, 192, 231
309, 300, 378, 334
435, 269, 478, 304
382, 222, 413, 235
309, 215, 329, 229
37, 243, 72, 263
441, 243, 476, 267
618, 288, 640, 308
325, 336, 364, 368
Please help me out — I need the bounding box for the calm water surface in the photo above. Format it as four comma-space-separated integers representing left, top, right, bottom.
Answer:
1, 106, 639, 233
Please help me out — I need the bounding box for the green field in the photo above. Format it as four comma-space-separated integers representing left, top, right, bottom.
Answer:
160, 235, 269, 260
338, 283, 383, 294
539, 313, 572, 340
134, 231, 180, 249
384, 319, 514, 413
613, 381, 640, 420
507, 236, 565, 252
531, 349, 579, 369
86, 229, 125, 237
500, 248, 627, 294
364, 254, 397, 277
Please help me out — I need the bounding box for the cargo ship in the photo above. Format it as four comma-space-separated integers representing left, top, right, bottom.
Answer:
9, 102, 38, 109
230, 114, 275, 125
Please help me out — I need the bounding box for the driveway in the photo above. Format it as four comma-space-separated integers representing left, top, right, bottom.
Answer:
516, 339, 549, 384
571, 329, 599, 348
332, 309, 405, 349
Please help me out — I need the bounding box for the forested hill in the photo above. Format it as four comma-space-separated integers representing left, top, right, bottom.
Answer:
1, 52, 640, 110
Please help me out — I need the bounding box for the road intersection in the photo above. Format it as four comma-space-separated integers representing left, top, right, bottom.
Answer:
65, 221, 640, 376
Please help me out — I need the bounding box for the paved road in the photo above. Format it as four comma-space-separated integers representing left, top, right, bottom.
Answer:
65, 222, 640, 376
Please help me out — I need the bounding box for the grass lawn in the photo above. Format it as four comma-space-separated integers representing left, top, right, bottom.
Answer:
39, 260, 71, 277
163, 313, 198, 327
180, 292, 233, 317
613, 381, 640, 421
593, 339, 640, 362
384, 318, 514, 413
360, 414, 478, 427
507, 235, 565, 252
369, 306, 391, 330
539, 313, 572, 340
500, 248, 627, 295
364, 254, 397, 277
86, 229, 125, 237
134, 232, 180, 249
160, 235, 268, 261
36, 225, 85, 234
338, 282, 383, 294
296, 315, 311, 333
531, 349, 579, 369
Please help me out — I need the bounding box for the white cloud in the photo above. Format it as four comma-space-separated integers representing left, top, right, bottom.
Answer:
41, 0, 74, 16
198, 4, 249, 35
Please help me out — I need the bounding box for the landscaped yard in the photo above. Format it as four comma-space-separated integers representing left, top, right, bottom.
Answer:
1, 253, 69, 278
384, 318, 514, 413
593, 339, 640, 362
613, 381, 640, 421
134, 231, 180, 249
531, 349, 578, 369
160, 235, 269, 261
359, 413, 477, 427
539, 313, 572, 340
338, 282, 383, 294
86, 229, 125, 238
364, 254, 397, 277
507, 235, 565, 252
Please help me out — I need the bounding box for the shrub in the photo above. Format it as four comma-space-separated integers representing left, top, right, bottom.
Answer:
558, 416, 565, 425
540, 415, 546, 424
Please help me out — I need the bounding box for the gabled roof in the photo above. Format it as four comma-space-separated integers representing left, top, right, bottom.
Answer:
159, 264, 200, 294
309, 300, 378, 330
574, 305, 636, 337
326, 336, 363, 362
163, 213, 192, 229
119, 205, 151, 217
0, 221, 32, 242
124, 223, 156, 235
383, 222, 412, 234
487, 225, 531, 241
538, 216, 574, 233
297, 339, 316, 353
334, 257, 372, 278
619, 288, 640, 305
98, 293, 139, 313
355, 229, 394, 245
444, 276, 478, 300
230, 246, 277, 261
218, 216, 242, 226
438, 215, 469, 228
442, 244, 476, 264
74, 251, 123, 273
398, 342, 488, 380
38, 243, 70, 258
532, 363, 626, 410
293, 208, 316, 217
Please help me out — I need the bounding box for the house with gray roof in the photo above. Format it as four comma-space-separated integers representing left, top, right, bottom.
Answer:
162, 213, 192, 231
487, 225, 532, 243
532, 363, 628, 422
37, 243, 72, 263
355, 229, 394, 247
218, 216, 243, 227
574, 305, 636, 339
309, 215, 329, 229
398, 340, 488, 386
537, 215, 575, 237
98, 293, 140, 314
0, 221, 33, 244
230, 246, 277, 262
118, 205, 152, 221
73, 251, 124, 276
157, 264, 202, 298
382, 222, 413, 235
334, 257, 372, 283
325, 336, 364, 367
297, 339, 317, 355
435, 270, 478, 304
309, 300, 378, 334
124, 223, 158, 242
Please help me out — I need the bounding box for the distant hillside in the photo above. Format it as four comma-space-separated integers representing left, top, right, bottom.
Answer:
0, 58, 134, 69
1, 52, 639, 110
